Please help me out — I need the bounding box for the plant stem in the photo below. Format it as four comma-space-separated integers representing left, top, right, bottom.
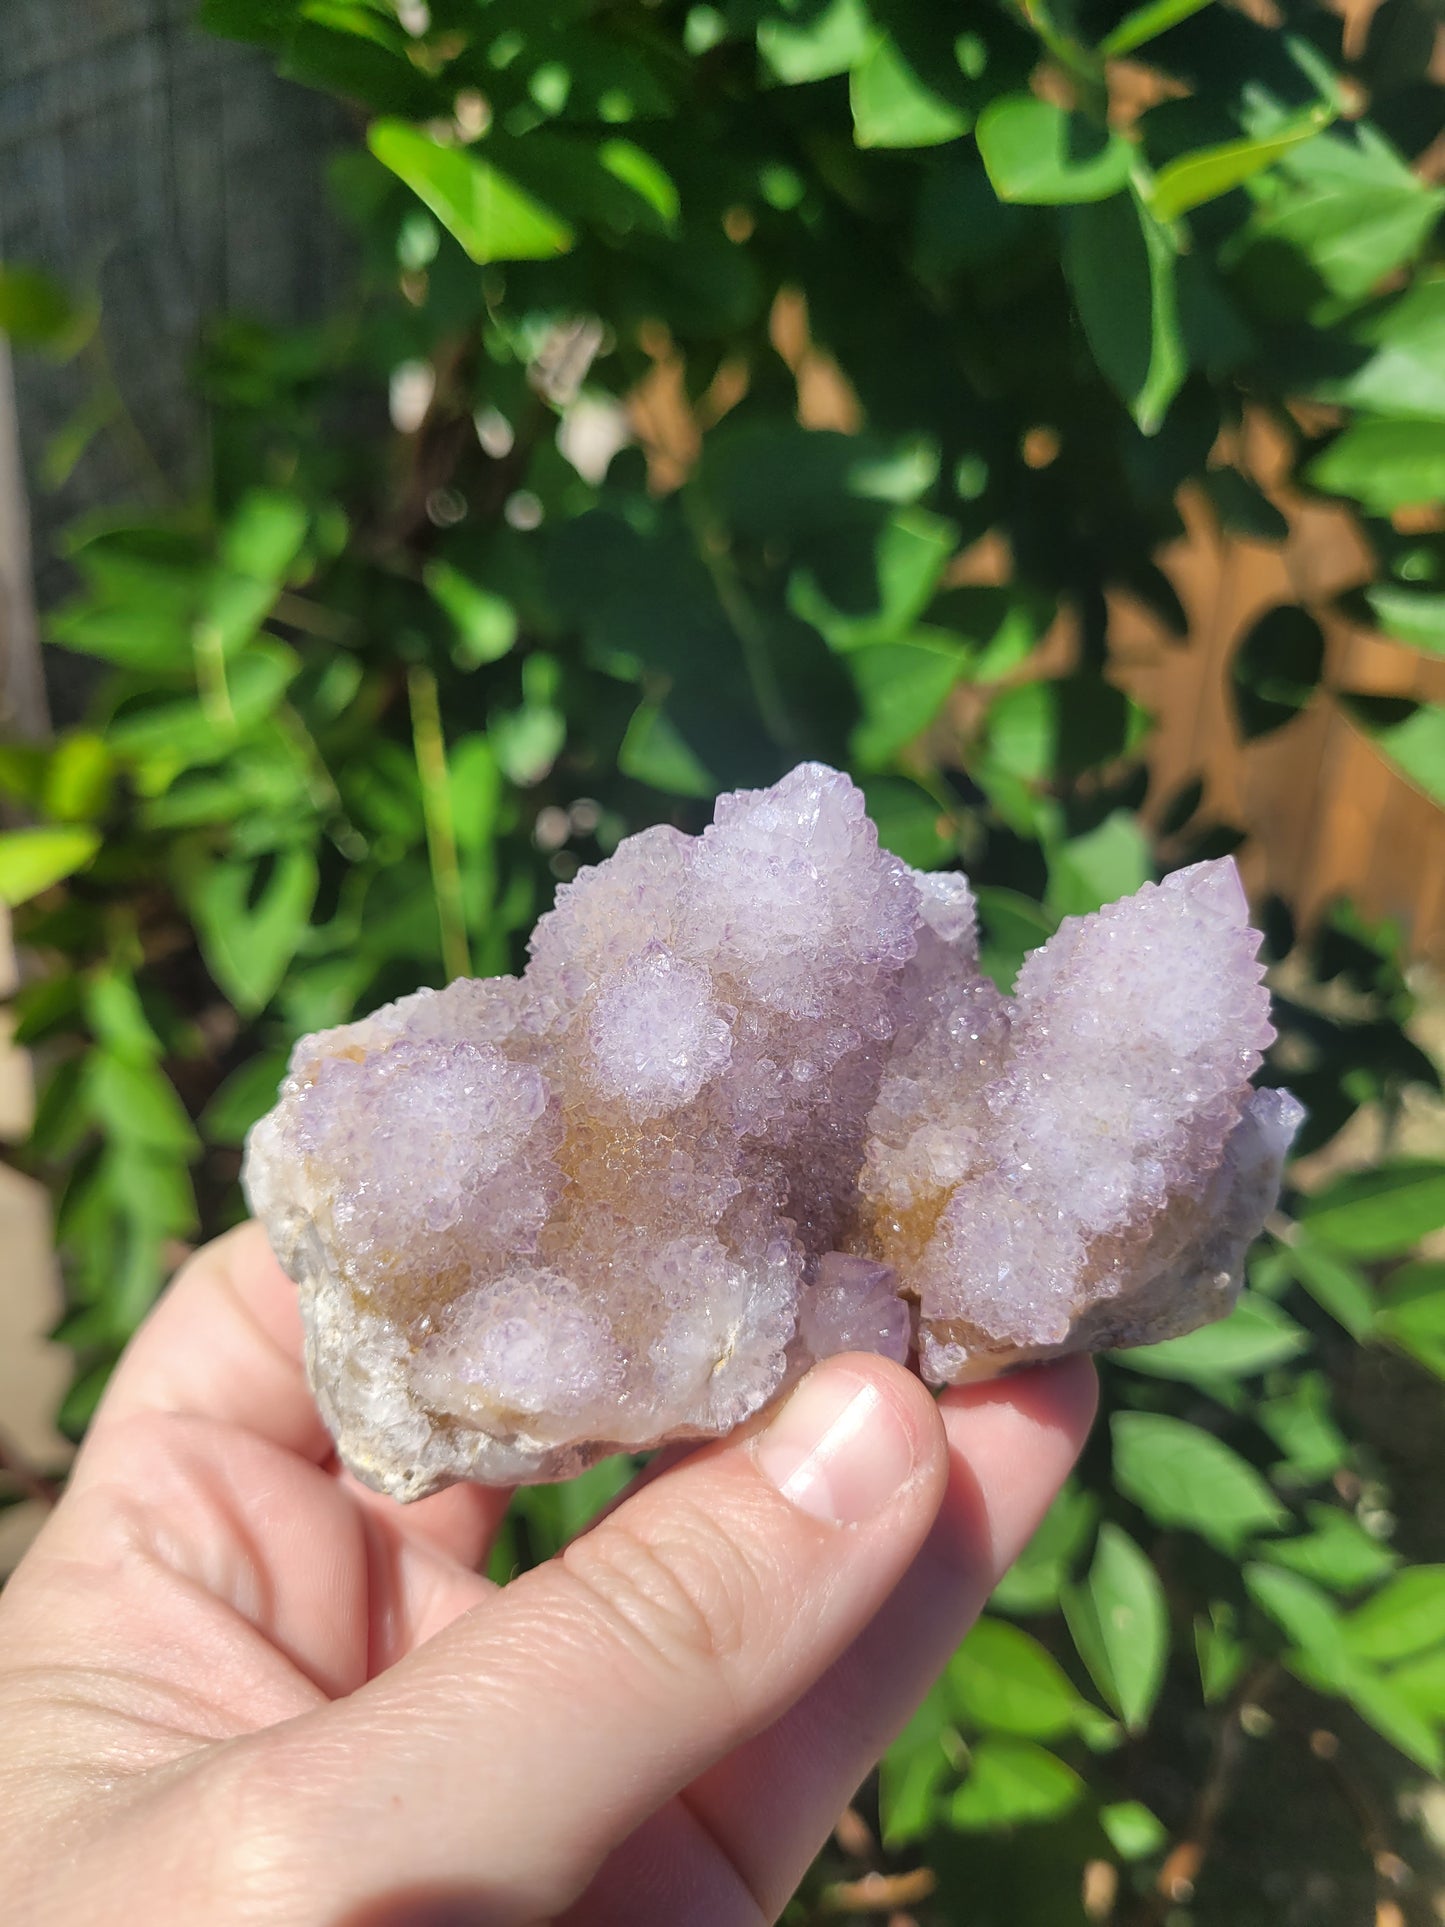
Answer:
407, 664, 472, 983
192, 621, 234, 730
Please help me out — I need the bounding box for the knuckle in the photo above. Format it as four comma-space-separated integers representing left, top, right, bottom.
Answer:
558, 1505, 768, 1680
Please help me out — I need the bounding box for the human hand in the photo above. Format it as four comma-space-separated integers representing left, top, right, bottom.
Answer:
0, 1223, 1094, 1926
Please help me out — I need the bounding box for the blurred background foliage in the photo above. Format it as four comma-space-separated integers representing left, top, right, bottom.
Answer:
2, 0, 1445, 1919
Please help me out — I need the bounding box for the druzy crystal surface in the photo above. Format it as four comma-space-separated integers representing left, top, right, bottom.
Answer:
244, 764, 1302, 1498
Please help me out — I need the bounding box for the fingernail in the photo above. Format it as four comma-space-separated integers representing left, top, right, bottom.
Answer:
755, 1364, 916, 1526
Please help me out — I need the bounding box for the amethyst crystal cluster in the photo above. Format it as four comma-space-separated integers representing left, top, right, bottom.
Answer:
245, 764, 1301, 1498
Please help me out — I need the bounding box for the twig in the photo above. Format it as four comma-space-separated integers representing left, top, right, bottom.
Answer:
1123, 1662, 1278, 1925
820, 1868, 938, 1915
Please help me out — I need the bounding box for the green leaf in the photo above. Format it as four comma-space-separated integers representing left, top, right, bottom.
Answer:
1064, 189, 1187, 434
1307, 418, 1445, 514
490, 702, 566, 788
976, 97, 1133, 206
42, 733, 114, 822
1112, 1411, 1288, 1552
1385, 1645, 1445, 1721
985, 677, 1147, 784
1277, 1239, 1376, 1338
1365, 586, 1445, 653
1342, 1567, 1445, 1663
1100, 0, 1215, 58
974, 887, 1059, 996
83, 969, 161, 1063
1260, 1505, 1399, 1595
1063, 1523, 1169, 1732
948, 1618, 1111, 1742
0, 265, 97, 358
108, 645, 302, 781
618, 701, 715, 799
1195, 1600, 1248, 1702
1246, 1563, 1353, 1681
188, 848, 320, 1016
880, 1687, 955, 1849
220, 488, 309, 583
0, 827, 101, 905
1338, 1668, 1445, 1775
847, 636, 968, 767
1343, 699, 1445, 808
368, 121, 574, 264
1046, 813, 1152, 919
87, 1054, 200, 1158
424, 561, 519, 666
851, 36, 972, 149
757, 0, 871, 83
599, 141, 680, 227
1375, 1261, 1445, 1379
991, 1481, 1097, 1616
790, 508, 958, 650
1150, 108, 1333, 223
1297, 1160, 1445, 1257
1119, 1292, 1309, 1382
1235, 142, 1444, 307
1100, 1800, 1168, 1862
859, 777, 952, 869
1230, 604, 1325, 740
948, 1737, 1084, 1830
200, 1051, 290, 1146
1315, 279, 1445, 421
1258, 1372, 1349, 1485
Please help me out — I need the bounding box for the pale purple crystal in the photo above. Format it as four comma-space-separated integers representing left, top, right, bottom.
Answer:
244, 763, 1301, 1498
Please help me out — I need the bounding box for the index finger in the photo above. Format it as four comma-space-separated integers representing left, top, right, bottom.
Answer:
95, 1222, 333, 1461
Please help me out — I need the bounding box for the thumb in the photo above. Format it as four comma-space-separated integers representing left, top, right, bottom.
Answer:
256, 1355, 947, 1923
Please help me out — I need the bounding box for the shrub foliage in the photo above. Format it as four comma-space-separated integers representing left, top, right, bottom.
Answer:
2, 0, 1444, 1916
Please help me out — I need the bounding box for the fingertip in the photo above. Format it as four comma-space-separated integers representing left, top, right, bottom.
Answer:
937, 1351, 1099, 1450
933, 1354, 1097, 1579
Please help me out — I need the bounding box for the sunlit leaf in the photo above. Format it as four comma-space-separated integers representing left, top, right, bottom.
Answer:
1260, 1505, 1399, 1595
1308, 419, 1445, 515
949, 1737, 1085, 1830
977, 96, 1133, 205
1375, 1261, 1445, 1379
1100, 0, 1215, 58
0, 827, 101, 905
188, 848, 320, 1016
1276, 1239, 1376, 1338
948, 1618, 1112, 1742
1298, 1160, 1445, 1256
1150, 108, 1332, 223
1063, 1524, 1168, 1732
852, 35, 972, 149
368, 121, 574, 263
1342, 1567, 1445, 1663
1118, 1292, 1309, 1381
1195, 1600, 1248, 1703
1100, 1800, 1168, 1861
1113, 1411, 1288, 1552
757, 0, 871, 81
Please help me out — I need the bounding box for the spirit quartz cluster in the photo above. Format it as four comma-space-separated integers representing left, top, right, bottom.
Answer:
245, 764, 1302, 1499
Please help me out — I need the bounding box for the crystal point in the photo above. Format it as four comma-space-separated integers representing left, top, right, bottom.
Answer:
244, 765, 1300, 1497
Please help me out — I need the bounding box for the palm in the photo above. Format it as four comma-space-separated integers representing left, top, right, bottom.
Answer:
1, 1223, 1093, 1926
